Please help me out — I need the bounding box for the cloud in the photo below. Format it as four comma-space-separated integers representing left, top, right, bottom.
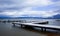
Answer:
20, 9, 60, 18
0, 0, 60, 18
0, 0, 54, 11
0, 8, 59, 18
22, 0, 53, 7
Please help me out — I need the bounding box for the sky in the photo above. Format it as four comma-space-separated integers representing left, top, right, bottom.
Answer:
0, 0, 60, 18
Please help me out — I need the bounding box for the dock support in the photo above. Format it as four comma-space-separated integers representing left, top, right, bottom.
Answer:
13, 24, 15, 26
44, 28, 46, 31
12, 23, 15, 26
41, 28, 46, 31
21, 24, 24, 28
41, 28, 43, 31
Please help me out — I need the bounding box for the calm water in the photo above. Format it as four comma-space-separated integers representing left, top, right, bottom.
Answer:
0, 19, 60, 33
0, 19, 60, 26
47, 20, 60, 26
0, 23, 60, 36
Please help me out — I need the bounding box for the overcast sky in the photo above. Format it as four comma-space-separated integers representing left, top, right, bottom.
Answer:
0, 0, 60, 18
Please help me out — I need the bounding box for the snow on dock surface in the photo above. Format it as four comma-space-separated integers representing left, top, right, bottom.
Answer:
13, 22, 60, 29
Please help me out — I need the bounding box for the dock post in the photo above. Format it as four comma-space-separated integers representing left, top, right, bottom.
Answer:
21, 24, 23, 28
44, 28, 46, 31
41, 28, 43, 31
12, 23, 15, 26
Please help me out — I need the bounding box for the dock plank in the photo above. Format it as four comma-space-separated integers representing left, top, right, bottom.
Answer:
12, 22, 60, 30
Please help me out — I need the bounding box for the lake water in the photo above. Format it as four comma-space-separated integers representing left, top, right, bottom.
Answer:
0, 19, 60, 32
0, 19, 60, 26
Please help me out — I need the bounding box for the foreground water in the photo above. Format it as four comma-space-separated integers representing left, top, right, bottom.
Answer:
0, 19, 60, 36
0, 24, 60, 36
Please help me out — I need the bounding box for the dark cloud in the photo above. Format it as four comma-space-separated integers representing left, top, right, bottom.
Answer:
0, 0, 16, 12
54, 9, 60, 13
52, 0, 60, 2
0, 0, 14, 5
0, 0, 25, 12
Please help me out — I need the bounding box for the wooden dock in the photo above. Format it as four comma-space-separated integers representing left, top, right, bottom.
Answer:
12, 22, 60, 31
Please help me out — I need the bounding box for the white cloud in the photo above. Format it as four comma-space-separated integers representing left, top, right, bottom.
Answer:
21, 0, 53, 7
0, 9, 59, 18
21, 11, 59, 18
0, 0, 60, 18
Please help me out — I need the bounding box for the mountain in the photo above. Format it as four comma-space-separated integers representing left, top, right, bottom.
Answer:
47, 14, 60, 19
52, 14, 60, 19
0, 14, 60, 19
